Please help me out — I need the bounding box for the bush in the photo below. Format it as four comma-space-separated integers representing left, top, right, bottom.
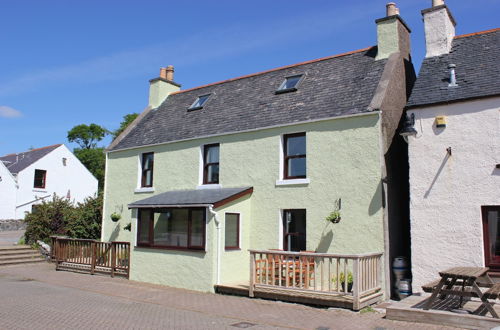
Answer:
24, 193, 102, 244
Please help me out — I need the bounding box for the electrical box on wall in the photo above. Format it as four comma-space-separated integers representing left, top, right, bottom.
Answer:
436, 116, 447, 128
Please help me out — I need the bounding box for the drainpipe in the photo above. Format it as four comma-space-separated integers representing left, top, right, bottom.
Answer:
208, 205, 221, 285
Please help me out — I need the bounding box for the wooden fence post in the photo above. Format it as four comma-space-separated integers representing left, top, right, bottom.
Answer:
111, 243, 116, 278
249, 252, 255, 297
90, 241, 96, 275
353, 257, 360, 310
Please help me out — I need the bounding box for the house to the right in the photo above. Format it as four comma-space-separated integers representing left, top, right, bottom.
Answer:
405, 0, 500, 292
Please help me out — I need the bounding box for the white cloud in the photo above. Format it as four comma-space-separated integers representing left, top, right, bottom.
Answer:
0, 106, 23, 118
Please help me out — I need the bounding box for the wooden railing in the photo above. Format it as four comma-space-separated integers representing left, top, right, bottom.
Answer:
52, 237, 130, 278
249, 250, 383, 309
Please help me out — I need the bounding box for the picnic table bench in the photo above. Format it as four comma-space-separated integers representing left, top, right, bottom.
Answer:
423, 267, 498, 318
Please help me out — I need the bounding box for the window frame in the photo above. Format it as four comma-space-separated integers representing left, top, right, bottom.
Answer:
188, 94, 211, 111
141, 152, 154, 188
203, 143, 220, 184
482, 205, 500, 272
33, 169, 47, 189
275, 74, 303, 94
283, 132, 306, 180
136, 207, 206, 251
224, 213, 240, 250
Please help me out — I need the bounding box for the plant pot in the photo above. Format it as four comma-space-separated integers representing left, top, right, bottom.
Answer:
341, 282, 353, 292
111, 214, 121, 222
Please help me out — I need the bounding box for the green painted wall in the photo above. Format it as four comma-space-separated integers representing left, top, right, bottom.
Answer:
102, 113, 384, 292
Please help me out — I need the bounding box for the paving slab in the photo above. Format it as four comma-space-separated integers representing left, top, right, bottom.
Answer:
0, 263, 460, 330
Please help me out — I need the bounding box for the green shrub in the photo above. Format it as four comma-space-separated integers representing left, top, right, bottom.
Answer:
24, 193, 102, 244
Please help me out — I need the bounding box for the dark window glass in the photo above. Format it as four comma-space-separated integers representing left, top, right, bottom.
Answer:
283, 209, 306, 252
137, 208, 206, 250
138, 209, 152, 244
225, 213, 240, 249
141, 152, 154, 187
284, 133, 306, 179
189, 94, 210, 110
33, 169, 47, 188
203, 144, 220, 184
482, 206, 500, 271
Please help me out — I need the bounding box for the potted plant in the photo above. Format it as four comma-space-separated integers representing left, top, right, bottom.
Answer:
124, 223, 132, 231
332, 271, 353, 292
325, 198, 342, 224
110, 212, 121, 222
326, 210, 341, 224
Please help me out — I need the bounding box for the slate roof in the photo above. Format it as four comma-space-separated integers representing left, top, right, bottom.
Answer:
407, 28, 500, 108
0, 144, 62, 174
128, 187, 253, 209
111, 47, 387, 151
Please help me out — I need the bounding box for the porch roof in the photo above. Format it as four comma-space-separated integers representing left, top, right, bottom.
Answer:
128, 187, 253, 209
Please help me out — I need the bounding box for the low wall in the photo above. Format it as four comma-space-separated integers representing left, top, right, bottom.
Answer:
0, 219, 26, 231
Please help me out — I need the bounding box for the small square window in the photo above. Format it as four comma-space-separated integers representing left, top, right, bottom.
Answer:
34, 169, 47, 188
189, 94, 211, 110
276, 75, 303, 94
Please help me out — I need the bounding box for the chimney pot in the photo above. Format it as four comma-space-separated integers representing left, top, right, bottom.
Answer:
432, 0, 445, 7
386, 2, 399, 16
159, 66, 174, 81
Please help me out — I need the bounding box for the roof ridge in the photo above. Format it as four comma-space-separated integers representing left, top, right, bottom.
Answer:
1, 143, 62, 157
454, 27, 500, 39
170, 46, 374, 95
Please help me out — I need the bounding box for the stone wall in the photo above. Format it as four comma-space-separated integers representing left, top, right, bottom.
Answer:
0, 219, 26, 231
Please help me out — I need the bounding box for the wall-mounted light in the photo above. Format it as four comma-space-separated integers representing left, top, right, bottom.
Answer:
436, 116, 447, 128
400, 113, 417, 143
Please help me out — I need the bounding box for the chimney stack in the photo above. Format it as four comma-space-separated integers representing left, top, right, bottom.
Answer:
422, 0, 456, 57
149, 65, 181, 108
375, 2, 411, 60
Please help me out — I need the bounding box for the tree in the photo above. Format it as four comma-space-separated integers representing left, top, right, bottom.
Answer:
67, 123, 107, 149
112, 113, 138, 140
73, 148, 106, 190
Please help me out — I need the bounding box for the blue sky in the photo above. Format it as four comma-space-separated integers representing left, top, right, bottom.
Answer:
1, 0, 498, 155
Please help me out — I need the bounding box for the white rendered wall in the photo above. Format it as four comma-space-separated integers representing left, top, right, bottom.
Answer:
0, 162, 17, 219
15, 145, 98, 218
408, 97, 500, 291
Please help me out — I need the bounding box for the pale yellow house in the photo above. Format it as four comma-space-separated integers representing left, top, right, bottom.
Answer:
102, 3, 414, 309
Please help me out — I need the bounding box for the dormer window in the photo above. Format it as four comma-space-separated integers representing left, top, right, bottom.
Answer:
188, 94, 211, 110
276, 75, 303, 94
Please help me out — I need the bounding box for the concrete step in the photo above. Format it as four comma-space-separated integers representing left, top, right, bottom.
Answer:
0, 245, 33, 252
0, 249, 40, 256
0, 258, 46, 266
0, 254, 43, 262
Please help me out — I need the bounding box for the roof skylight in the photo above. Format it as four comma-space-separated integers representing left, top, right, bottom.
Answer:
188, 94, 211, 110
276, 75, 303, 94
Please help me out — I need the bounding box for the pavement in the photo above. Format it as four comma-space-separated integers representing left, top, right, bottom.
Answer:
0, 263, 459, 330
0, 230, 25, 246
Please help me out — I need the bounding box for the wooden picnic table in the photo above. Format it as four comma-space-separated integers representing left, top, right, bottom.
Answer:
423, 267, 498, 318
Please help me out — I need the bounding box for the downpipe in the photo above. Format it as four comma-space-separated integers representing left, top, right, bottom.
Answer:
208, 205, 221, 285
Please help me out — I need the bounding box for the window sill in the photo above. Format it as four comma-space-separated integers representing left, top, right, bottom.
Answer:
197, 184, 222, 190
32, 189, 48, 193
134, 187, 155, 193
135, 245, 206, 253
225, 247, 241, 251
275, 178, 310, 186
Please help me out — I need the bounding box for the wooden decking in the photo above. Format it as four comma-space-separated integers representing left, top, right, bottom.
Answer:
216, 282, 383, 310
386, 294, 500, 329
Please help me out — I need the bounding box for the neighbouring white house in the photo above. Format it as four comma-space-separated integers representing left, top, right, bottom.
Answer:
403, 1, 500, 291
0, 144, 98, 219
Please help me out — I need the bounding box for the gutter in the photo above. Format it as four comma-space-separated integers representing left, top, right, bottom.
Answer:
208, 205, 222, 286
